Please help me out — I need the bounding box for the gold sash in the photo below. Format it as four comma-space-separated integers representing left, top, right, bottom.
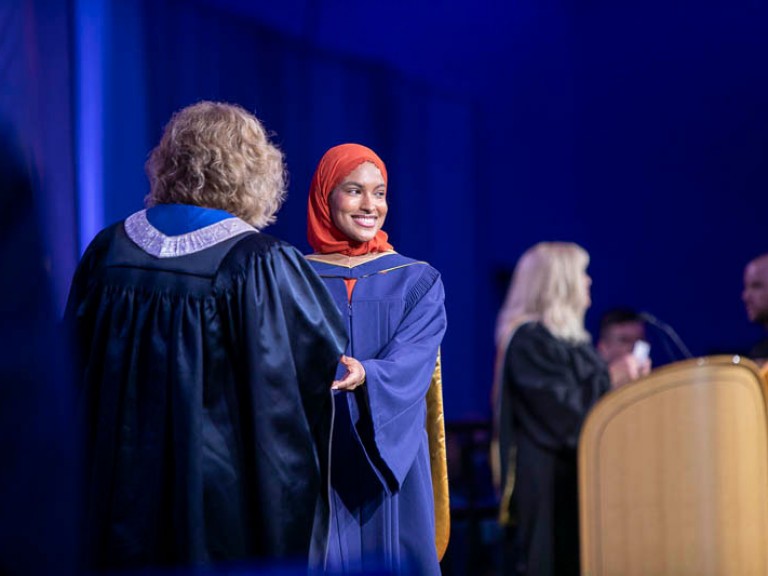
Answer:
427, 350, 450, 560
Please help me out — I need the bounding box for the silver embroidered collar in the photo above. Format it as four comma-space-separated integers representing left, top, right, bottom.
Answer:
124, 209, 256, 258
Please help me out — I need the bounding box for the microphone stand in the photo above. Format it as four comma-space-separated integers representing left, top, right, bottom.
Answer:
640, 312, 694, 360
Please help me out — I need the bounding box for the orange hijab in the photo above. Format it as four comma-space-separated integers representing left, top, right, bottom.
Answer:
307, 143, 394, 255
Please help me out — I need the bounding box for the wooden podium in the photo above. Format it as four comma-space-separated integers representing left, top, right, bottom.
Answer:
579, 355, 768, 575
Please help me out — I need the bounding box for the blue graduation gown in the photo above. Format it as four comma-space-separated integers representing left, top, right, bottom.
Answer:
65, 206, 347, 571
308, 253, 447, 575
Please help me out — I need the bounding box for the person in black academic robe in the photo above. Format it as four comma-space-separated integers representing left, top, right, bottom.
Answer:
65, 102, 346, 572
493, 242, 649, 576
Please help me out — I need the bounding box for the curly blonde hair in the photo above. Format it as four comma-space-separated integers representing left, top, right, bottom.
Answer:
496, 242, 591, 345
145, 101, 286, 229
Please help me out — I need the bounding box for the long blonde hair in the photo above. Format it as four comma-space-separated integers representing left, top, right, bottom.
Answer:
495, 242, 591, 346
491, 241, 591, 497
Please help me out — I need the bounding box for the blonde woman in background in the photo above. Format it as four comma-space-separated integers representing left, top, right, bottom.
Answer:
493, 242, 649, 576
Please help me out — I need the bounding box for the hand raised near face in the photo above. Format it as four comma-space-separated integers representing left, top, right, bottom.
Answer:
609, 353, 651, 389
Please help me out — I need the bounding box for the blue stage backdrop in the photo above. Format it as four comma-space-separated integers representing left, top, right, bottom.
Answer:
0, 0, 78, 311
6, 0, 768, 421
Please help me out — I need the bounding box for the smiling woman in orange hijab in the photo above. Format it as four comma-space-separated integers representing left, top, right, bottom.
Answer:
307, 143, 393, 256
306, 143, 449, 575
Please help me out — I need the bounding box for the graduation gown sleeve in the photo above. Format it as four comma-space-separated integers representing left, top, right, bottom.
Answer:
219, 238, 347, 557
350, 264, 447, 490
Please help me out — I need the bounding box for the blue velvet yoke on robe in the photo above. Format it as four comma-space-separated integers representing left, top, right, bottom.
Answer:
65, 205, 347, 571
308, 253, 447, 575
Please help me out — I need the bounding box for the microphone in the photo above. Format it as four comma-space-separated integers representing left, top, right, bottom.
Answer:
640, 311, 693, 360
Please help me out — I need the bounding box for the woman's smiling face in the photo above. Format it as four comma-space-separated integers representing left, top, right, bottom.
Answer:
329, 161, 388, 243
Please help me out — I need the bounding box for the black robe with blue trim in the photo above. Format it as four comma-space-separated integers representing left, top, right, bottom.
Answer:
65, 215, 346, 571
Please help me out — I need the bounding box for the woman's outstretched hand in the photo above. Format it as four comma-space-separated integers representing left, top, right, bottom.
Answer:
332, 355, 366, 391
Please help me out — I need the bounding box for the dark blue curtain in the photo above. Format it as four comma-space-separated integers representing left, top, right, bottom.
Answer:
0, 1, 78, 573
0, 0, 78, 310
477, 0, 768, 368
